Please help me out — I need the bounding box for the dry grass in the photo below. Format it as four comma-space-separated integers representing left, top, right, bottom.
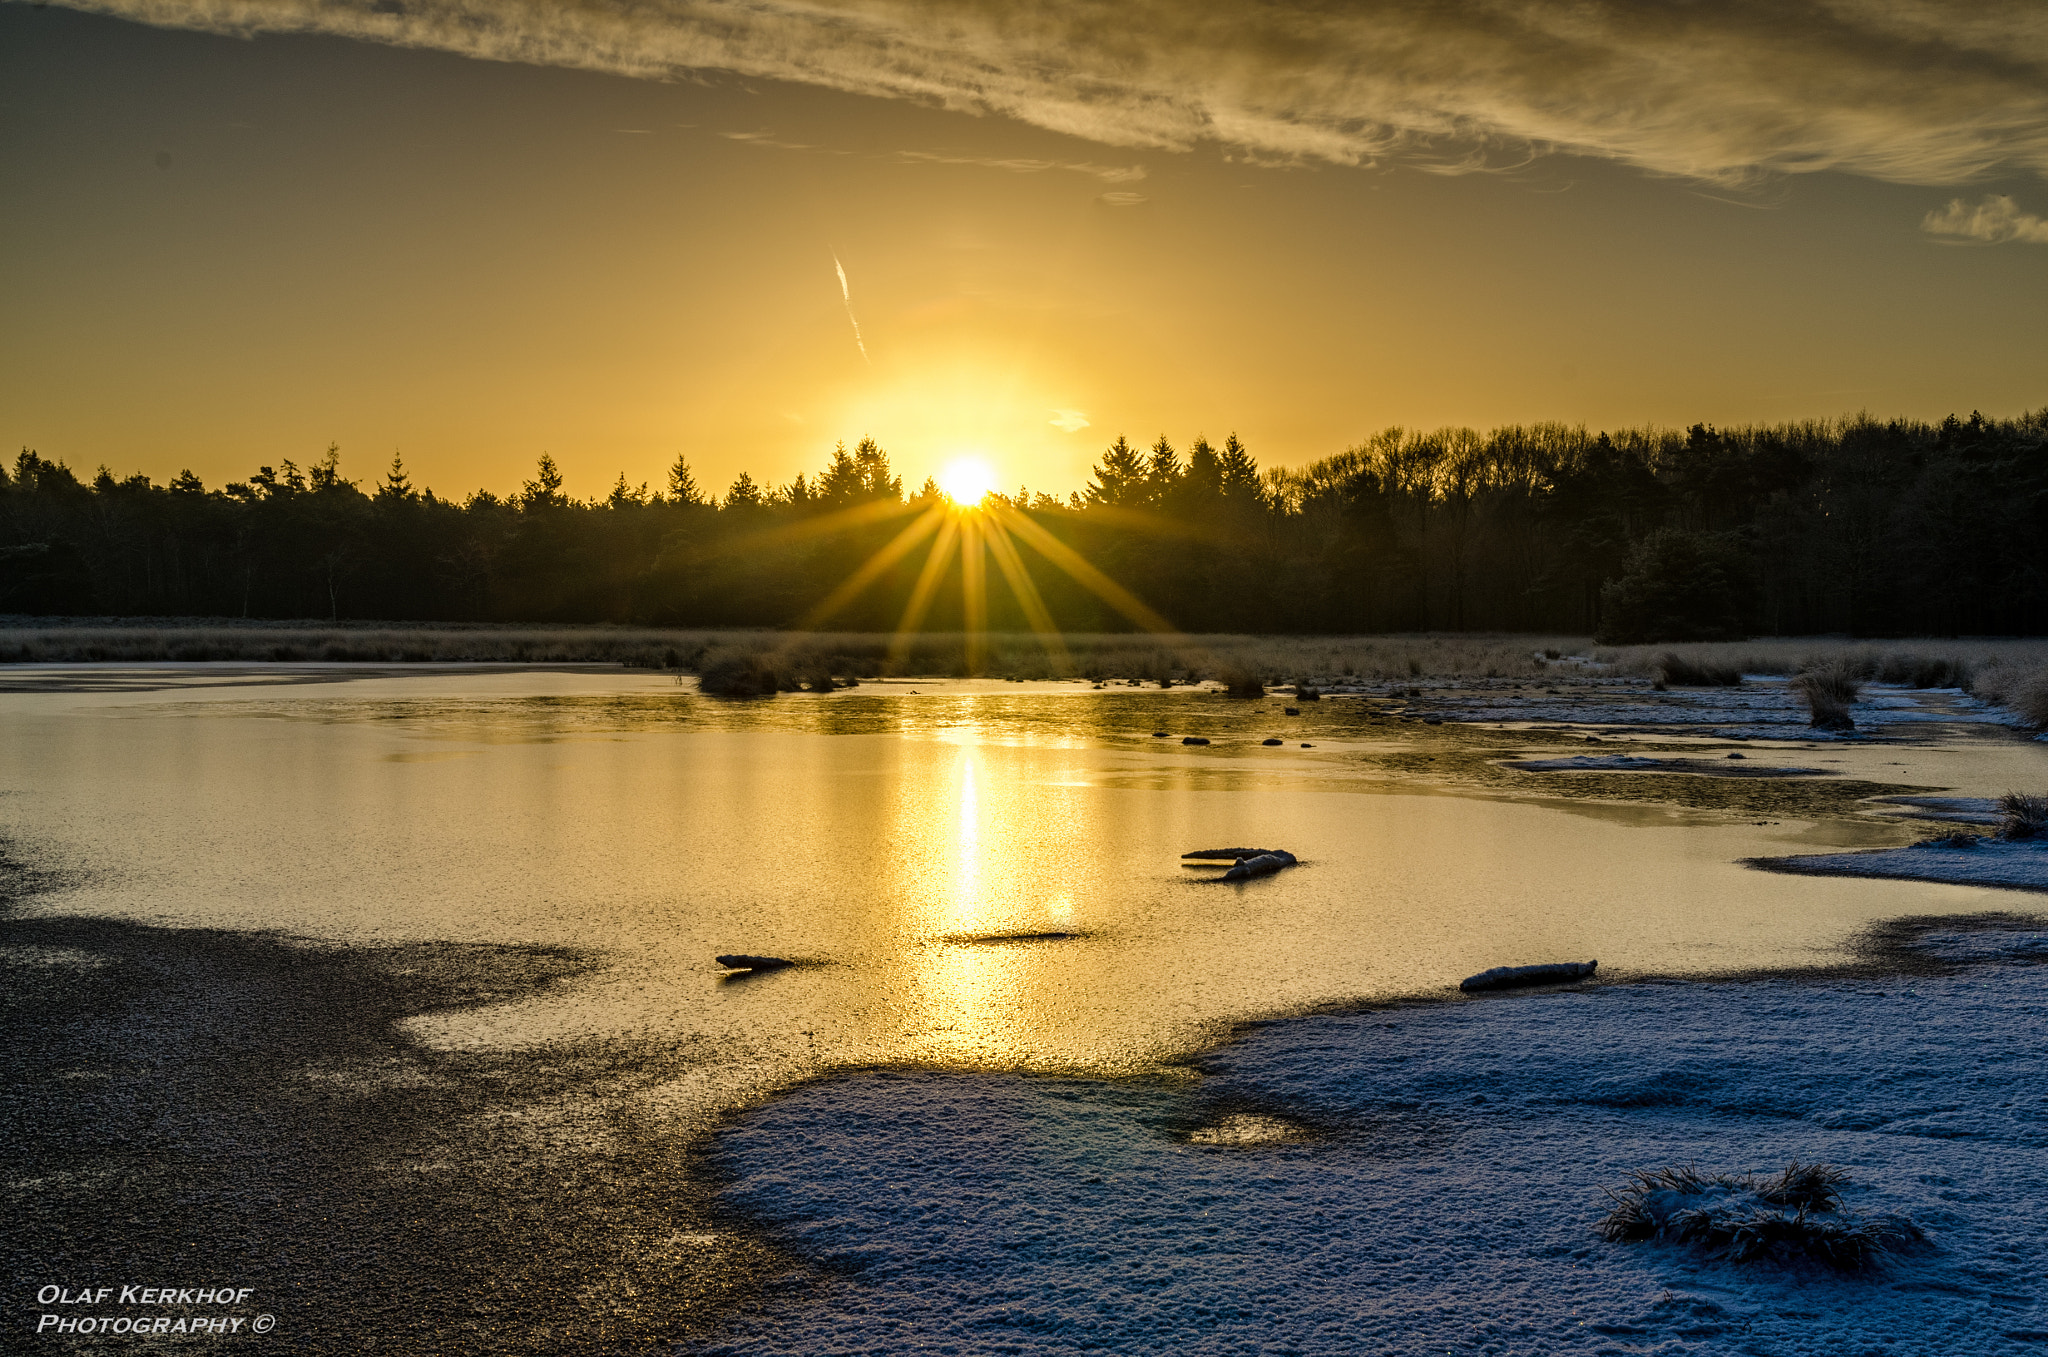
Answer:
1792, 658, 1863, 731
7, 621, 2048, 700
1999, 792, 2048, 841
1655, 651, 1743, 687
1597, 1162, 1920, 1271
1973, 660, 2048, 727
1596, 637, 2048, 681
0, 620, 1584, 683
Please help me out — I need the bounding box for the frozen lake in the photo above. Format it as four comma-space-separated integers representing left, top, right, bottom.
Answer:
3, 668, 2042, 1117
3, 664, 2044, 1353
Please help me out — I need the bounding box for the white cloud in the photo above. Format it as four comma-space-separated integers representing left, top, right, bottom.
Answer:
1049, 409, 1090, 433
1922, 194, 2048, 244
1094, 191, 1148, 208
53, 1, 2048, 186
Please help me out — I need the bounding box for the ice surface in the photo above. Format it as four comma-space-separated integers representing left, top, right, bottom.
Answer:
701, 936, 2048, 1356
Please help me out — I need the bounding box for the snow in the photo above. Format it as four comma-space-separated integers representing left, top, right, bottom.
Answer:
1871, 796, 2003, 826
1749, 838, 2048, 894
1503, 754, 1830, 777
1422, 681, 2014, 742
699, 928, 2048, 1356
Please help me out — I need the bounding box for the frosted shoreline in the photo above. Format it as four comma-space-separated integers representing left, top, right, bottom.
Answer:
698, 920, 2048, 1356
1751, 838, 2048, 895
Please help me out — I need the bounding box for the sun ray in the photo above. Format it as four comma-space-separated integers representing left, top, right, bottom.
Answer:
792, 504, 946, 630
980, 515, 1072, 671
988, 502, 1179, 634
960, 512, 988, 674
889, 515, 962, 667
698, 496, 918, 562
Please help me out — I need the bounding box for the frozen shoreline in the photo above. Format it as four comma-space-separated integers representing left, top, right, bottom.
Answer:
1750, 837, 2048, 895
699, 921, 2048, 1356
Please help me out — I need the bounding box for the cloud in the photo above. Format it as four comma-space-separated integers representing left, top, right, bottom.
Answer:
831, 252, 870, 363
1094, 191, 1147, 208
1049, 409, 1090, 433
51, 1, 2048, 186
896, 151, 1144, 183
1922, 194, 2048, 244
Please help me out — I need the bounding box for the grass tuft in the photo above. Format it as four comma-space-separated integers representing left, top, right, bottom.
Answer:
1998, 791, 2048, 841
1657, 651, 1743, 687
1793, 659, 1861, 731
1217, 664, 1266, 699
695, 647, 792, 698
1597, 1161, 1919, 1271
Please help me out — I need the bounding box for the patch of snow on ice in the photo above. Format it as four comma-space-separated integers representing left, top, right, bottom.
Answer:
703, 940, 2048, 1356
1750, 838, 2048, 894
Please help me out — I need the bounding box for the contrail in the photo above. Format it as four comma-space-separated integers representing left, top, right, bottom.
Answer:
832, 252, 870, 365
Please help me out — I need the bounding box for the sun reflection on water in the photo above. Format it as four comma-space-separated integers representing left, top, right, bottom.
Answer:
896, 740, 1100, 1062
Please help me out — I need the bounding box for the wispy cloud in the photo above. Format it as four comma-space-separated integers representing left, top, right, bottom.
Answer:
896, 151, 1144, 183
1049, 409, 1090, 433
1922, 194, 2048, 244
831, 252, 870, 364
1094, 191, 1147, 208
52, 1, 2048, 186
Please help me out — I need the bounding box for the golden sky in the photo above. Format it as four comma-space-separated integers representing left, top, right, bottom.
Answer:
3, 1, 2045, 501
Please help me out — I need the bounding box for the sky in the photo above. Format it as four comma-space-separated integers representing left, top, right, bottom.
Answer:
3, 1, 2045, 503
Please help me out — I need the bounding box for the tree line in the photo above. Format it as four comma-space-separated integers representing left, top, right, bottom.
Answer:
3, 410, 2044, 640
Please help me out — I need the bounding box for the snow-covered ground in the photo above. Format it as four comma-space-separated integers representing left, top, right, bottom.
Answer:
1752, 837, 2048, 895
699, 924, 2048, 1356
1502, 754, 1831, 777
1421, 679, 2019, 742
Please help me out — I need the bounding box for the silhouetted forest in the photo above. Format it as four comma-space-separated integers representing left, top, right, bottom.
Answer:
4, 410, 2045, 640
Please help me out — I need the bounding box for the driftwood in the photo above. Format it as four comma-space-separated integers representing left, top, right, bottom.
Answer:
715, 954, 794, 972
1459, 960, 1597, 992
1183, 847, 1283, 860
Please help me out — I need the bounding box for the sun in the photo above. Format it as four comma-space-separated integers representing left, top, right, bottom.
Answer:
937, 456, 998, 506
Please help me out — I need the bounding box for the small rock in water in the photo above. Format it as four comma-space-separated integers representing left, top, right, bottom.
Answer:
1152, 731, 1170, 738
1459, 960, 1597, 992
1262, 738, 1283, 746
1423, 715, 1443, 725
1183, 847, 1282, 859
715, 954, 794, 973
1182, 736, 1211, 745
1300, 742, 1313, 747
1727, 752, 1746, 759
1284, 706, 1301, 716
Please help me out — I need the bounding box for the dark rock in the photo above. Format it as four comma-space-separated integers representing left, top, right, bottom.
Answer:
1262, 738, 1283, 746
1182, 736, 1210, 745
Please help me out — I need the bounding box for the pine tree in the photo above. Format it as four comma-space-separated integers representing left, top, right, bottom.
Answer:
518, 453, 569, 510
723, 471, 763, 509
667, 454, 705, 506
1218, 433, 1262, 504
1083, 435, 1147, 508
375, 453, 415, 504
